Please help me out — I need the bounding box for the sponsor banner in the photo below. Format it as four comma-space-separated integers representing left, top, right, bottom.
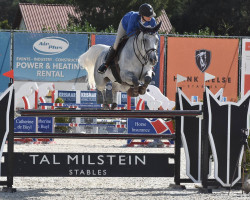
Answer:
2, 152, 175, 177
14, 117, 36, 132
95, 35, 116, 46
14, 116, 53, 133
244, 74, 250, 95
241, 39, 250, 96
0, 32, 11, 93
58, 90, 76, 103
127, 118, 174, 134
80, 91, 97, 104
37, 117, 53, 133
167, 37, 239, 101
13, 33, 88, 82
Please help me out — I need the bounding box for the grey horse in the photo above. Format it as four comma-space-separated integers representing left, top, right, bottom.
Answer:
78, 22, 161, 109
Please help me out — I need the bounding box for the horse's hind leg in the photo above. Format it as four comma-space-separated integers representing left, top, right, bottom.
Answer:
100, 89, 110, 110
110, 82, 120, 110
96, 77, 110, 110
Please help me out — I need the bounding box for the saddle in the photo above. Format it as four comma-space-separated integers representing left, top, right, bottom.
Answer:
108, 36, 129, 84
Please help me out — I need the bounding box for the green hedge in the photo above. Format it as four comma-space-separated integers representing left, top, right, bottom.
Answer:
54, 97, 70, 133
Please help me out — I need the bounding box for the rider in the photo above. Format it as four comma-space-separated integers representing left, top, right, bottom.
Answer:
98, 3, 157, 74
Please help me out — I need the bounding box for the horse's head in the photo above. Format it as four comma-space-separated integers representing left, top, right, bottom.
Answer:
137, 21, 162, 66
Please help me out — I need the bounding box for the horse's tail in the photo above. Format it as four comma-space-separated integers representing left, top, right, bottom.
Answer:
78, 45, 107, 89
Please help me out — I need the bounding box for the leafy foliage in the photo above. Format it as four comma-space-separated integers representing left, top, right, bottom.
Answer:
166, 0, 250, 36
42, 20, 97, 32
0, 20, 11, 29
2, 0, 250, 35
176, 27, 215, 36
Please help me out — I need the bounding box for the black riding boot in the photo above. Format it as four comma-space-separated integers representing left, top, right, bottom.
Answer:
98, 47, 116, 74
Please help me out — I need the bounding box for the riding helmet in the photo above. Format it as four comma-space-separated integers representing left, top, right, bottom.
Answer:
139, 3, 156, 18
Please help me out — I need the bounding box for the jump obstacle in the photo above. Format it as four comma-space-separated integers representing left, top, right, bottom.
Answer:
0, 84, 250, 193
39, 103, 126, 109
26, 85, 174, 146
19, 109, 201, 118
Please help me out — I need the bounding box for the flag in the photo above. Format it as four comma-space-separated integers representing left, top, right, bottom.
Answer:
176, 74, 187, 83
205, 72, 215, 81
3, 70, 14, 79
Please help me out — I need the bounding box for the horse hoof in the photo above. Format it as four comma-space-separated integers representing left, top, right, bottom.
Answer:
138, 86, 146, 95
111, 103, 118, 110
127, 87, 139, 97
127, 87, 134, 97
132, 92, 139, 97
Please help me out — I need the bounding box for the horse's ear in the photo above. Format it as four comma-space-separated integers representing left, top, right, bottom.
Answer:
153, 21, 162, 33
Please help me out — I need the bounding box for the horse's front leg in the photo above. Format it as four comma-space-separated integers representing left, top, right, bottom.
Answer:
122, 72, 140, 97
139, 69, 154, 95
131, 76, 140, 96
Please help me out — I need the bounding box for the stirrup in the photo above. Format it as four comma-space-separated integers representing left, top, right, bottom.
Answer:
98, 63, 108, 74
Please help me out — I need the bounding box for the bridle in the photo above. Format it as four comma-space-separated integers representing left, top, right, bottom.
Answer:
133, 31, 158, 67
133, 31, 158, 79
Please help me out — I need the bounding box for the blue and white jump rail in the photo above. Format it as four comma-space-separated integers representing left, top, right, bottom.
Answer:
55, 123, 126, 128
39, 103, 127, 109
0, 84, 250, 194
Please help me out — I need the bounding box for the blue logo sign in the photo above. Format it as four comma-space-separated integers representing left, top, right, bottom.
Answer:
80, 91, 97, 104
121, 92, 135, 106
14, 117, 36, 132
33, 36, 69, 55
127, 118, 174, 134
121, 92, 127, 104
14, 117, 53, 133
58, 91, 76, 103
38, 117, 53, 132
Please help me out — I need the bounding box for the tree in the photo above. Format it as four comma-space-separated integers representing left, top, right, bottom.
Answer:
0, 20, 11, 29
0, 0, 19, 27
166, 0, 250, 36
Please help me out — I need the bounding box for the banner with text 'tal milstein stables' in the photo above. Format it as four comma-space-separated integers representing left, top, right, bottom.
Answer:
13, 32, 88, 82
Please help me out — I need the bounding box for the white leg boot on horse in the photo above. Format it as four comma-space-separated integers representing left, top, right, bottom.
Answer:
110, 82, 125, 110
139, 70, 154, 95
101, 90, 110, 110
